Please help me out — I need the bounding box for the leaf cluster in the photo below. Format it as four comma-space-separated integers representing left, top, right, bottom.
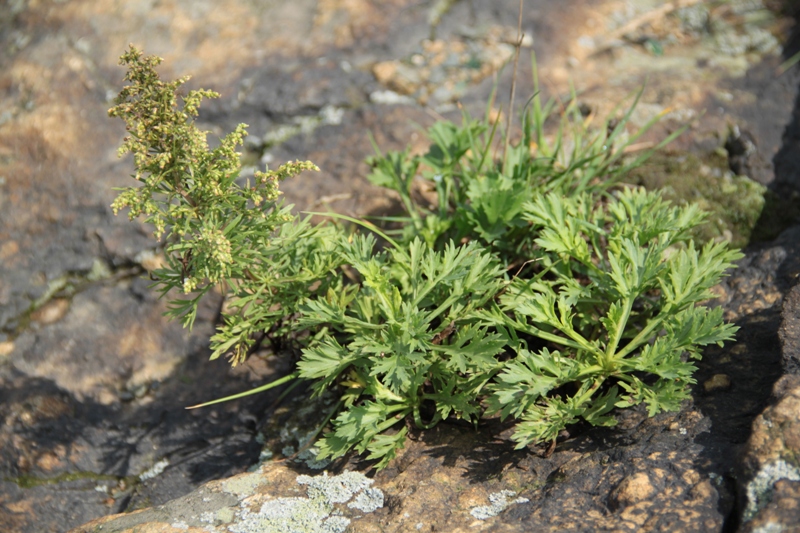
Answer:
111, 47, 742, 469
367, 59, 684, 263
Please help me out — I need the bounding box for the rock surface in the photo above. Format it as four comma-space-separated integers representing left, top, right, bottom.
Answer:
1, 0, 799, 532
69, 221, 800, 533
738, 375, 800, 532
780, 284, 800, 374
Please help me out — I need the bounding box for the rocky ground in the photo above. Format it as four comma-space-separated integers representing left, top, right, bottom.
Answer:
1, 0, 799, 532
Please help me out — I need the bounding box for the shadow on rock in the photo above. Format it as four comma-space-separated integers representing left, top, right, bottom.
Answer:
0, 330, 301, 532
743, 13, 800, 242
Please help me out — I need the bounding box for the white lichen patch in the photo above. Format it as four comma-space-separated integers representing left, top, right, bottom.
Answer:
751, 523, 786, 533
744, 459, 800, 522
348, 487, 385, 513
229, 471, 384, 533
139, 458, 169, 481
232, 496, 340, 533
298, 471, 373, 503
470, 490, 529, 520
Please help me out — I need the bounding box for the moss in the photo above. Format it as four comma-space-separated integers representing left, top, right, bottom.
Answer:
628, 151, 767, 248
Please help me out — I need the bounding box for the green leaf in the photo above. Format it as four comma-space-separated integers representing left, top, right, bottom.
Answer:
511, 397, 583, 448
298, 338, 359, 383
435, 325, 506, 374
581, 386, 620, 427
487, 348, 578, 420
365, 427, 409, 469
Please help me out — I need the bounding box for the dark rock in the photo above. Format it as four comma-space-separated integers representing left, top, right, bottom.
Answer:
0, 348, 290, 532
780, 284, 800, 374
726, 125, 760, 177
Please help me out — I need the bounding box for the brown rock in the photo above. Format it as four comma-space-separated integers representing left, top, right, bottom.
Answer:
739, 375, 800, 528
741, 479, 800, 533
704, 373, 732, 393
372, 61, 398, 86
780, 284, 800, 373
30, 298, 70, 325
611, 472, 655, 509
0, 240, 19, 260
0, 341, 13, 358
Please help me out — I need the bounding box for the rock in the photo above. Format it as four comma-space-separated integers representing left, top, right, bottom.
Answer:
70, 466, 386, 533
2, 0, 800, 532
67, 408, 727, 533
693, 223, 800, 465
0, 342, 13, 359
10, 283, 201, 403
29, 298, 70, 325
780, 284, 800, 374
0, 353, 281, 532
742, 479, 800, 533
738, 374, 800, 530
610, 472, 656, 509
704, 374, 733, 393
726, 126, 760, 178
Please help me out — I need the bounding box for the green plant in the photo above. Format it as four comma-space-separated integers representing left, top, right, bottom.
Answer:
110, 46, 742, 469
367, 57, 683, 264
109, 46, 343, 365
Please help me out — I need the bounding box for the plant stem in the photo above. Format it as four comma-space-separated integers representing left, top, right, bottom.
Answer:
185, 371, 300, 409
604, 296, 633, 368
502, 0, 524, 173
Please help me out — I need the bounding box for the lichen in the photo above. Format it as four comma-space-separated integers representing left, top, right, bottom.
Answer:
200, 507, 235, 525
744, 459, 800, 522
139, 458, 169, 481
348, 487, 385, 513
751, 523, 786, 533
470, 490, 529, 520
222, 472, 265, 498
229, 471, 384, 533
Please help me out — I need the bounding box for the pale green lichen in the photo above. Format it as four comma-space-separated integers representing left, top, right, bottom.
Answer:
348, 487, 385, 513
751, 522, 789, 533
223, 472, 265, 498
470, 490, 529, 520
218, 507, 236, 524
229, 471, 384, 533
744, 459, 800, 522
